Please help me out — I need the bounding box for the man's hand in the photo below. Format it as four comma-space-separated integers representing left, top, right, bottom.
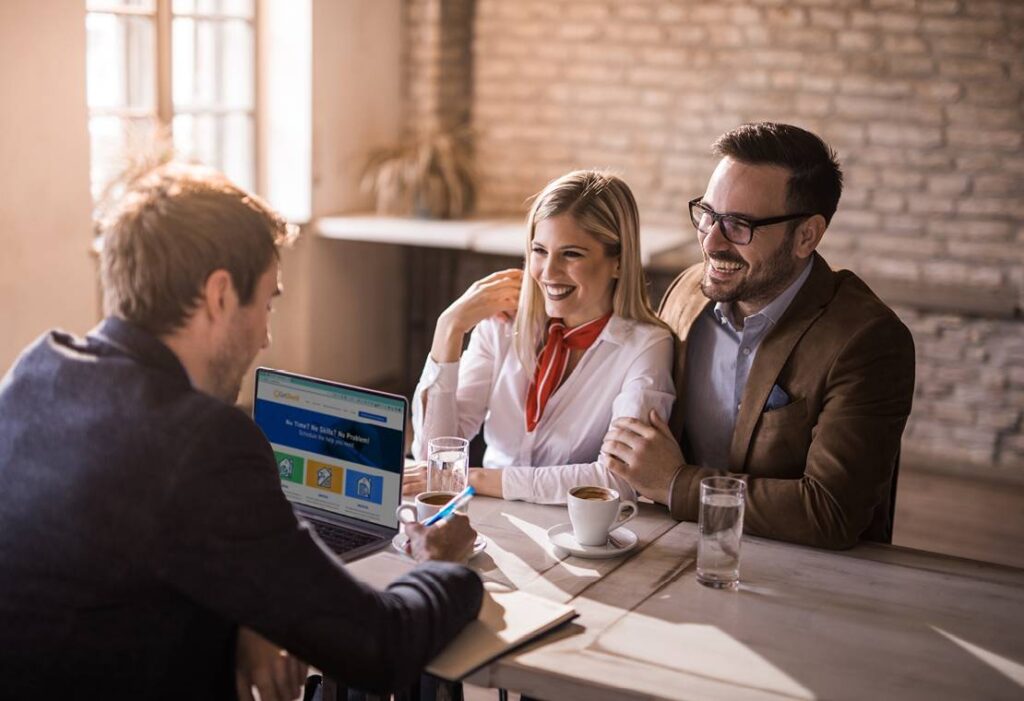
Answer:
602, 410, 684, 506
235, 627, 308, 701
404, 513, 476, 563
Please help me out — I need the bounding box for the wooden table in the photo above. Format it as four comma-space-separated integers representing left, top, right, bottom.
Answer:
348, 497, 1024, 700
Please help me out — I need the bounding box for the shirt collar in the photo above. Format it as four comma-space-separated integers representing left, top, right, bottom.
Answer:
712, 257, 815, 329
596, 314, 631, 347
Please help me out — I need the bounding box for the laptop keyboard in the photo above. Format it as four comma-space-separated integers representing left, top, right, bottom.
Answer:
313, 521, 379, 554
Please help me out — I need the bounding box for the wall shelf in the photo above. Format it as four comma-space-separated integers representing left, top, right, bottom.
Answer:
314, 213, 688, 264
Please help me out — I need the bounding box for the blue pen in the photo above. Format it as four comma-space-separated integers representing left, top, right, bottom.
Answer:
422, 485, 476, 526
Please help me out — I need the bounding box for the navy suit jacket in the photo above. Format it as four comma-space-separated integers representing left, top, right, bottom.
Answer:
0, 318, 481, 699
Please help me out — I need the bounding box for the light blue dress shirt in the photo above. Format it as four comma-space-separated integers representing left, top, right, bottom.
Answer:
682, 259, 815, 470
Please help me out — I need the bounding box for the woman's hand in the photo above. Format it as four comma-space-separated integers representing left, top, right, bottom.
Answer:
468, 467, 503, 498
402, 462, 428, 496
431, 269, 523, 363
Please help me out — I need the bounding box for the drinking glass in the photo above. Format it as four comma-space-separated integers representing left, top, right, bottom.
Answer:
426, 436, 469, 494
697, 476, 746, 590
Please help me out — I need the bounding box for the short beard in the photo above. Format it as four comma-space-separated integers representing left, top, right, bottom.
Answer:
207, 327, 249, 405
700, 227, 801, 310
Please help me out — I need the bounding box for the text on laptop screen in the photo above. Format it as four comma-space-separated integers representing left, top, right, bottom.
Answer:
253, 371, 404, 529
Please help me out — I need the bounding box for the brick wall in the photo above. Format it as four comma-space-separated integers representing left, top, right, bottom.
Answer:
897, 306, 1024, 470
404, 0, 474, 136
404, 0, 1024, 474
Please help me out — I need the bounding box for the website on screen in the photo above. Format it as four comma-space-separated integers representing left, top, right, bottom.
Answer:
254, 372, 404, 529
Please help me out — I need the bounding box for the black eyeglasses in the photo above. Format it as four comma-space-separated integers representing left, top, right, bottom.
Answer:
688, 197, 813, 246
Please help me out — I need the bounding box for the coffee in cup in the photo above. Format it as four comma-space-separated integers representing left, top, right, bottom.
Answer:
567, 485, 637, 546
396, 490, 465, 524
571, 486, 614, 501
418, 493, 451, 507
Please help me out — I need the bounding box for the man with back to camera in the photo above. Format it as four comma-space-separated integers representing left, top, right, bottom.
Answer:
0, 163, 482, 700
603, 122, 916, 549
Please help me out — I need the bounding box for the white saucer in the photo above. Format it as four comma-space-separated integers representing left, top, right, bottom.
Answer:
546, 523, 638, 559
392, 532, 487, 559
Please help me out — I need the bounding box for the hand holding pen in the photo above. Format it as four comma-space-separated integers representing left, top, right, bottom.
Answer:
403, 486, 477, 563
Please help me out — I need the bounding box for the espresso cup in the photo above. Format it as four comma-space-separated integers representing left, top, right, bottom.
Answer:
395, 490, 460, 524
567, 485, 638, 546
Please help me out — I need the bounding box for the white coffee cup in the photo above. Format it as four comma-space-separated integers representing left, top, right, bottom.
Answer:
567, 485, 638, 546
395, 490, 459, 524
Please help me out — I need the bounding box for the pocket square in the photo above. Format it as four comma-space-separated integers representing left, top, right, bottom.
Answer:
764, 384, 791, 412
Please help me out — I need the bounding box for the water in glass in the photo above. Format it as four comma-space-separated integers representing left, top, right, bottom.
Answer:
428, 449, 467, 493
697, 492, 744, 589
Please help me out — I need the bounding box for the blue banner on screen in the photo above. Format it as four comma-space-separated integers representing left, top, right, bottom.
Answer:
254, 400, 403, 473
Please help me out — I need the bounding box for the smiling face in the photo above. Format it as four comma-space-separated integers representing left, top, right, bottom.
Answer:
698, 157, 810, 319
529, 214, 619, 328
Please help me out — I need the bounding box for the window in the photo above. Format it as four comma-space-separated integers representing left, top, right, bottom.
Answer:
85, 0, 257, 199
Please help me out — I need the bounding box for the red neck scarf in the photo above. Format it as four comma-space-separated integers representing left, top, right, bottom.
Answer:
525, 314, 612, 432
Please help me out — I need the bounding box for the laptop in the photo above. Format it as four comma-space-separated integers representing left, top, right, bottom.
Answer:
252, 367, 407, 561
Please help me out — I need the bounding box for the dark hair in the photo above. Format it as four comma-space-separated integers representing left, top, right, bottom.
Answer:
99, 163, 297, 336
712, 122, 843, 225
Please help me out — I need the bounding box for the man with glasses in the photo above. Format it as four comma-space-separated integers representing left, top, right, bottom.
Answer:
603, 122, 915, 549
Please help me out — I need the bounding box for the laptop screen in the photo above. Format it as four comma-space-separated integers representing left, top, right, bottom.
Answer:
253, 368, 406, 529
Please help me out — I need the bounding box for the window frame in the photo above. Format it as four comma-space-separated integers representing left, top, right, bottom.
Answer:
85, 0, 261, 196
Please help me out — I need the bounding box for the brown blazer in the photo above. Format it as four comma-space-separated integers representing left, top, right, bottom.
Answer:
660, 254, 915, 549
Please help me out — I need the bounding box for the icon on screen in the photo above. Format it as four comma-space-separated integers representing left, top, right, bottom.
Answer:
274, 451, 305, 484
278, 457, 294, 480
317, 468, 332, 489
345, 470, 383, 504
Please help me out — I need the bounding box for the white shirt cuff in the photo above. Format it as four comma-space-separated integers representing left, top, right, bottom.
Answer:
500, 466, 535, 502
420, 356, 460, 393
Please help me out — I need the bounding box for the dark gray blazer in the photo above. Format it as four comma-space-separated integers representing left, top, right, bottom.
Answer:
0, 317, 482, 699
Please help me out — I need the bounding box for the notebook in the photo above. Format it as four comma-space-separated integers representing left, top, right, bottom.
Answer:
344, 544, 579, 681
252, 367, 407, 561
427, 585, 579, 681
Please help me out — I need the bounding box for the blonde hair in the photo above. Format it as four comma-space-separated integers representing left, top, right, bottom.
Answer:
513, 170, 667, 371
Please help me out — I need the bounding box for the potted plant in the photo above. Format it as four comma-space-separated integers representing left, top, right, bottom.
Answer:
361, 128, 475, 219
92, 123, 178, 236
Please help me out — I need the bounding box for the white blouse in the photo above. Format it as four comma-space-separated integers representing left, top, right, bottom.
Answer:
411, 315, 675, 504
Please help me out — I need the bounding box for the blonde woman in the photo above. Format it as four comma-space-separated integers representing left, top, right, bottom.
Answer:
409, 170, 674, 503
